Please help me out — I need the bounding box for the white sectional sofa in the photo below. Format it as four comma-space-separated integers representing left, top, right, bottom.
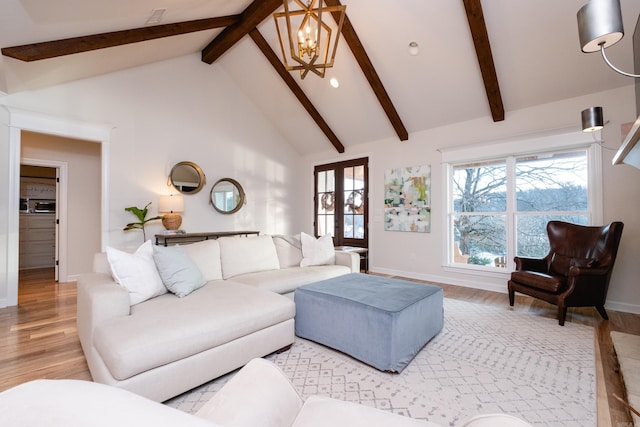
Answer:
0, 358, 533, 427
77, 234, 359, 402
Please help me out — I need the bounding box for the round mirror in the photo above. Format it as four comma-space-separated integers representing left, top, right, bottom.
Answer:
169, 162, 206, 194
210, 178, 245, 214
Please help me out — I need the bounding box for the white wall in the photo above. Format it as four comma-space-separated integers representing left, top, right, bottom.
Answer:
302, 85, 640, 314
0, 53, 306, 306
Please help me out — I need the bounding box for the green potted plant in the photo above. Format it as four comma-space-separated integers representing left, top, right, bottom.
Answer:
123, 202, 162, 241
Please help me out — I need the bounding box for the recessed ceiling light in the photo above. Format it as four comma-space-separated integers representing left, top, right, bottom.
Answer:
330, 78, 340, 88
408, 41, 419, 56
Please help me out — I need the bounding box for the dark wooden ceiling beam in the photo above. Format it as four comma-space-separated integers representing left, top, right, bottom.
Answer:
201, 0, 283, 64
324, 0, 408, 141
2, 16, 240, 62
249, 28, 345, 154
462, 0, 505, 122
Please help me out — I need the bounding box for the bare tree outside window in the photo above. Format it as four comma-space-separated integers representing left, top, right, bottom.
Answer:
451, 150, 589, 267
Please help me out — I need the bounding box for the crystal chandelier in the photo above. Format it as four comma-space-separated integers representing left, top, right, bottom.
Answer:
274, 0, 346, 79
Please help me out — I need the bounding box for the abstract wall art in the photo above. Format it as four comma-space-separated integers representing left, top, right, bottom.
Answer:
384, 165, 431, 233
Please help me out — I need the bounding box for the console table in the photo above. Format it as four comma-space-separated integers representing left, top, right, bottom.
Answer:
335, 246, 368, 273
155, 231, 259, 246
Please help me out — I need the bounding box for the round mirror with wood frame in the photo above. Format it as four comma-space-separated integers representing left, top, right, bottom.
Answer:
210, 178, 245, 214
169, 161, 206, 194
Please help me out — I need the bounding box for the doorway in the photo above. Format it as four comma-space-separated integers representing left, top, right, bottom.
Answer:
2, 107, 111, 308
19, 164, 60, 282
314, 157, 368, 248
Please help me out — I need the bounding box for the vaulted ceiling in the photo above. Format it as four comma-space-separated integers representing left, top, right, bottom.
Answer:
0, 0, 639, 154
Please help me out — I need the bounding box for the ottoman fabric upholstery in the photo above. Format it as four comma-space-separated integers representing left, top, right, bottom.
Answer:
294, 273, 443, 372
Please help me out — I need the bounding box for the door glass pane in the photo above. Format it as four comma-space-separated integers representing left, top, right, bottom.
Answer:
353, 165, 365, 190
318, 213, 335, 237
344, 167, 354, 191
318, 171, 326, 193
354, 214, 364, 238
326, 170, 335, 192
344, 215, 353, 238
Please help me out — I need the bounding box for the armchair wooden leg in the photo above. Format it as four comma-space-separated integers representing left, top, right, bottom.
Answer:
595, 305, 609, 320
508, 285, 515, 307
558, 305, 567, 326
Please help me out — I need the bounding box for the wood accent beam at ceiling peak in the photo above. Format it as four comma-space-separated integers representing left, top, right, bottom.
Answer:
249, 29, 345, 154
201, 0, 283, 64
2, 16, 240, 62
462, 0, 504, 122
324, 0, 408, 141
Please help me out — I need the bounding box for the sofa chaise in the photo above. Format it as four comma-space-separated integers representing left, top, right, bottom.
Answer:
0, 358, 533, 427
77, 233, 358, 402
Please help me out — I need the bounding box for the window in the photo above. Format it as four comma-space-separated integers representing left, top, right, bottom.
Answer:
444, 131, 601, 270
314, 158, 368, 248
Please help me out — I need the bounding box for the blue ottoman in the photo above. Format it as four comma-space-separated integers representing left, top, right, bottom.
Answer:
294, 273, 443, 372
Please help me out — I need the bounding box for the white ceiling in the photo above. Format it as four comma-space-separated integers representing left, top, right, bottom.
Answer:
1, 0, 639, 154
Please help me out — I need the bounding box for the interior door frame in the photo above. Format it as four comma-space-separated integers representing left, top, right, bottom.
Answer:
314, 157, 369, 248
3, 106, 111, 307
20, 158, 68, 282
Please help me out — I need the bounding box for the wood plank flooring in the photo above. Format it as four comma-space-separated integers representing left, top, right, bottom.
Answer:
1, 268, 638, 427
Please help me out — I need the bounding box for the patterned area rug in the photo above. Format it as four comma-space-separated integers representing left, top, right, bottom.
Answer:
166, 298, 596, 426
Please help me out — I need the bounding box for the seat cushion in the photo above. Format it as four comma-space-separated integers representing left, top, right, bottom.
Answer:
510, 270, 567, 293
228, 265, 351, 294
93, 281, 295, 380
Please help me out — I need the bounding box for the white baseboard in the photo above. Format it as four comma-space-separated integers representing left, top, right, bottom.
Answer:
370, 267, 508, 295
370, 267, 640, 314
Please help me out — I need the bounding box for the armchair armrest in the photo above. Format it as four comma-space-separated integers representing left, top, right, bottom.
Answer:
195, 358, 303, 427
514, 256, 548, 273
568, 266, 610, 277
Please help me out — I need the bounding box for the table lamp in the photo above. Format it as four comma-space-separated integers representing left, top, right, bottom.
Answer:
159, 195, 184, 230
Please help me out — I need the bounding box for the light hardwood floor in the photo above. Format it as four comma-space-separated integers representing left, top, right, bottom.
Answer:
1, 268, 638, 427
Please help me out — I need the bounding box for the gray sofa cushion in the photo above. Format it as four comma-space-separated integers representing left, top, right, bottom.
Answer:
93, 281, 295, 380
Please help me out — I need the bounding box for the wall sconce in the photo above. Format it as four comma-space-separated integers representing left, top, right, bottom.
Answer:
159, 194, 184, 230
582, 106, 604, 132
577, 0, 640, 78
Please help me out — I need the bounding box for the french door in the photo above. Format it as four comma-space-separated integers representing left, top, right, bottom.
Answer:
314, 157, 368, 248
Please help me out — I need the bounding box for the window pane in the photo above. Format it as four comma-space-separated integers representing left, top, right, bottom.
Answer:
326, 170, 335, 192
344, 215, 353, 238
318, 171, 326, 193
354, 215, 364, 239
353, 165, 365, 190
344, 167, 354, 191
454, 214, 506, 267
318, 214, 334, 237
516, 214, 589, 257
453, 161, 507, 213
516, 151, 587, 212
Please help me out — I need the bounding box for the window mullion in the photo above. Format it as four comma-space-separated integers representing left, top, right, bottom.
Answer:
505, 156, 517, 269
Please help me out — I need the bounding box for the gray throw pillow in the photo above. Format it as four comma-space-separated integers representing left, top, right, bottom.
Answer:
152, 245, 206, 297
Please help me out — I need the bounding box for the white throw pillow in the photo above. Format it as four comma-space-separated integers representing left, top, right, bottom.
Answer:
106, 240, 167, 305
273, 234, 303, 268
300, 232, 335, 267
180, 239, 223, 281
153, 245, 206, 298
219, 235, 280, 279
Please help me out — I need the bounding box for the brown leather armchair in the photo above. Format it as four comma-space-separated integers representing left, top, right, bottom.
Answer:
508, 221, 624, 326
